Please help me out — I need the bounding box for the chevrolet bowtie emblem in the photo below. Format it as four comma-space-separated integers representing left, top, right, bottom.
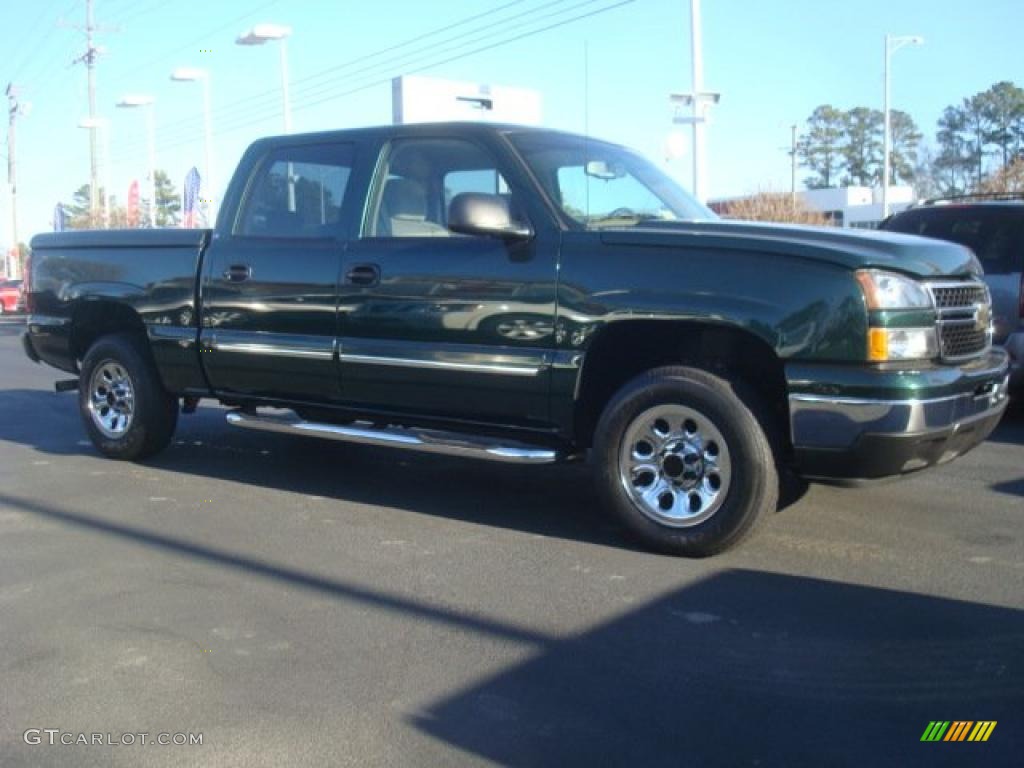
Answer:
975, 304, 991, 332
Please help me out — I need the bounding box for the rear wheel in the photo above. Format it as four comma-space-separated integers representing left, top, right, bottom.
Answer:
594, 366, 778, 556
79, 334, 178, 460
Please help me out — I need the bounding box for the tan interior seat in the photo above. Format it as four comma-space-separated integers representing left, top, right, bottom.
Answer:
378, 178, 449, 237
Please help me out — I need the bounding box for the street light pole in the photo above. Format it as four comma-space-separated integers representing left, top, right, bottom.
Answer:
116, 95, 157, 227
6, 83, 20, 278
145, 103, 156, 226
235, 24, 293, 133
690, 0, 705, 202
882, 34, 923, 219
86, 0, 99, 219
171, 68, 215, 224
279, 37, 291, 134
236, 25, 294, 212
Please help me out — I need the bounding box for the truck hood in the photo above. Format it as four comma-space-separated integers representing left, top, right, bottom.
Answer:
600, 220, 983, 279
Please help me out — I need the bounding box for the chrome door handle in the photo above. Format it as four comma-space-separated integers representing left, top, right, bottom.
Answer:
223, 264, 252, 282
346, 264, 380, 286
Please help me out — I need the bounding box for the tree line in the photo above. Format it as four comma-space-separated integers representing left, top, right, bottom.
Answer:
63, 170, 182, 229
797, 105, 921, 189
797, 80, 1024, 197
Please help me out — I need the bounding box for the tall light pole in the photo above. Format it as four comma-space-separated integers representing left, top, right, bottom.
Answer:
78, 117, 110, 227
882, 34, 923, 218
669, 1, 719, 203
235, 24, 293, 133
116, 95, 157, 227
6, 83, 24, 278
690, 0, 705, 201
171, 67, 215, 223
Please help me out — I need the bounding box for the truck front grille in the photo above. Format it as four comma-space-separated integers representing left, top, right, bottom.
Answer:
926, 280, 993, 362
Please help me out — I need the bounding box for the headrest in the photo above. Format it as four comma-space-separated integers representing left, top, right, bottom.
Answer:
382, 178, 427, 221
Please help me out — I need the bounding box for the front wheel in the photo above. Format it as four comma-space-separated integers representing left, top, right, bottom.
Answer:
593, 366, 779, 557
79, 333, 179, 460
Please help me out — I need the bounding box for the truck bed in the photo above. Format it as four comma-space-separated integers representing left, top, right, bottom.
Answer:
27, 228, 211, 390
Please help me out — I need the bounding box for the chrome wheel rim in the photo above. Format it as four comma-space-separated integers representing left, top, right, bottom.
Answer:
618, 404, 732, 527
87, 360, 135, 438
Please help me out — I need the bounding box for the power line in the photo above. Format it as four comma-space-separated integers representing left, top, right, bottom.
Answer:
9, 0, 80, 88
118, 0, 541, 147
113, 0, 636, 162
108, 0, 167, 28
117, 0, 598, 155
103, 0, 286, 86
7, 0, 65, 81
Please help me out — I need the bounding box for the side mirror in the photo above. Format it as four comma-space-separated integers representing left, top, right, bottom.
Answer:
448, 193, 532, 240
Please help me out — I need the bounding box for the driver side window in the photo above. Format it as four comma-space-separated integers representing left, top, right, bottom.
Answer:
366, 138, 524, 238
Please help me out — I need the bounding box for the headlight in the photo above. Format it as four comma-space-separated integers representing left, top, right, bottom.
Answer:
867, 327, 939, 361
857, 270, 937, 361
856, 269, 932, 310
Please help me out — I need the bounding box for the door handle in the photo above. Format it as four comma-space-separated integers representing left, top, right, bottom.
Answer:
223, 264, 252, 282
346, 264, 380, 286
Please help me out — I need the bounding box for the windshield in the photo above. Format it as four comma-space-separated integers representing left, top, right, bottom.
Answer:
508, 132, 716, 229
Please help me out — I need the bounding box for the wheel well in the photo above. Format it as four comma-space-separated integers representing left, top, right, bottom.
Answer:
574, 321, 790, 451
70, 301, 148, 362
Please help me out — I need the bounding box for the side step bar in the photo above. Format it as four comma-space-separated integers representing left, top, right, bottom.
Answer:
225, 410, 561, 465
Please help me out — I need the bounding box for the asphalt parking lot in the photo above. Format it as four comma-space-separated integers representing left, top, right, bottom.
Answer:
0, 315, 1021, 767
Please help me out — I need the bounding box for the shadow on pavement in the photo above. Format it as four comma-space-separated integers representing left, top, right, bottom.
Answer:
991, 477, 1024, 498
2, 489, 1020, 766
0, 387, 637, 551
0, 388, 810, 552
411, 570, 1023, 767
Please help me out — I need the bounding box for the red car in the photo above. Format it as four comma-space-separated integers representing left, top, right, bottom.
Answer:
0, 279, 24, 314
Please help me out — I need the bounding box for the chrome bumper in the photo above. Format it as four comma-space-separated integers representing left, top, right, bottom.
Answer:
790, 374, 1010, 452
789, 358, 1010, 480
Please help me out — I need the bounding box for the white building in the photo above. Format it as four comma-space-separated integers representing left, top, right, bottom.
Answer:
800, 186, 916, 229
392, 75, 542, 126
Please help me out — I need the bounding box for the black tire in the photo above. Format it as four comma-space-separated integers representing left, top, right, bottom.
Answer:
78, 333, 178, 460
593, 366, 779, 557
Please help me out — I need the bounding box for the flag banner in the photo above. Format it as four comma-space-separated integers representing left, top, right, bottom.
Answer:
127, 181, 140, 228
183, 167, 201, 229
53, 203, 66, 232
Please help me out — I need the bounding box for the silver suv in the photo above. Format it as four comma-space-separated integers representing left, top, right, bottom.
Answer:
882, 196, 1024, 393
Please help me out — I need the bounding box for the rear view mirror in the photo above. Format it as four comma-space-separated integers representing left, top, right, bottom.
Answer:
585, 159, 626, 181
448, 193, 532, 240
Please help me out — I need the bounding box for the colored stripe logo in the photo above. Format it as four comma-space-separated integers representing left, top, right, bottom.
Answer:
921, 721, 996, 742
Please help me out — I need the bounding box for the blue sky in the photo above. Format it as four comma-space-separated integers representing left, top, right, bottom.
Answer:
3, 0, 1022, 238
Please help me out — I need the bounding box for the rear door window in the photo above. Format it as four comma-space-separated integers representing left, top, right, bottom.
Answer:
237, 143, 354, 239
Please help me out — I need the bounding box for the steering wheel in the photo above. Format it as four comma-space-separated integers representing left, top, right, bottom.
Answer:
606, 207, 636, 218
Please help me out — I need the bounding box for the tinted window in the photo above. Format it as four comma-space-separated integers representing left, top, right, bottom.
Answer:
237, 143, 354, 238
508, 132, 715, 228
367, 138, 524, 238
886, 208, 1024, 275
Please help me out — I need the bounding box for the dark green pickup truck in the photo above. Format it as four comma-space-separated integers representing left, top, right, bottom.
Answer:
23, 122, 1009, 555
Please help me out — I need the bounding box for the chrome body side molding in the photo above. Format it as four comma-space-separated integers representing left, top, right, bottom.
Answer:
339, 353, 544, 377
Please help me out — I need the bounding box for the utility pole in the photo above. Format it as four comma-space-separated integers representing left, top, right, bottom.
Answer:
85, 0, 98, 218
6, 83, 19, 279
790, 124, 797, 208
71, 0, 105, 223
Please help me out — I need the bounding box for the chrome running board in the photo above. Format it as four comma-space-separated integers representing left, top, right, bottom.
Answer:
225, 410, 560, 464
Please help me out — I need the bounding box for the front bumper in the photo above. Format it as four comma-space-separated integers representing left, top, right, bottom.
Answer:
789, 352, 1010, 481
